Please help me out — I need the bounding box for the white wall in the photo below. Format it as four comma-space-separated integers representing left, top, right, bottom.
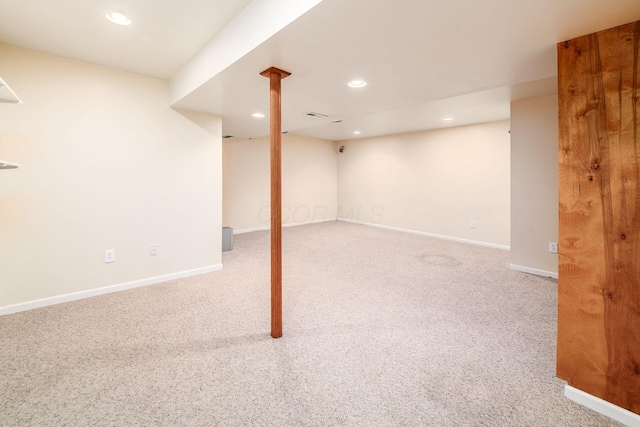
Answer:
222, 134, 337, 232
337, 121, 511, 248
0, 45, 222, 310
510, 96, 558, 276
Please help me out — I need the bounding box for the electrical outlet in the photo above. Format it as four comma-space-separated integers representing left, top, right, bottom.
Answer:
105, 249, 115, 263
150, 244, 158, 256
470, 220, 476, 228
549, 242, 558, 254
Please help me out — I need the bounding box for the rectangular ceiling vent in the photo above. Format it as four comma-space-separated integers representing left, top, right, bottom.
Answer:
305, 112, 328, 119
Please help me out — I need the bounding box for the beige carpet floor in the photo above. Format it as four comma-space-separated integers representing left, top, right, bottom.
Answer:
0, 221, 622, 426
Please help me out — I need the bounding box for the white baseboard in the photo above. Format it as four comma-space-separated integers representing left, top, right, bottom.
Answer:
509, 264, 558, 279
0, 264, 223, 317
233, 218, 337, 235
337, 218, 510, 250
233, 225, 270, 234
565, 385, 640, 427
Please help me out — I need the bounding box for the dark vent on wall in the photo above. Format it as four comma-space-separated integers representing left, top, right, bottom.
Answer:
305, 112, 328, 119
222, 135, 234, 139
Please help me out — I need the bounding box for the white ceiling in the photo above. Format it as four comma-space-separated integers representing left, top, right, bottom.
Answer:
0, 0, 252, 79
1, 0, 640, 141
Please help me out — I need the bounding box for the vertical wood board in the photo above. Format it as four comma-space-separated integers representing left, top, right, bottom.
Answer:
557, 21, 640, 414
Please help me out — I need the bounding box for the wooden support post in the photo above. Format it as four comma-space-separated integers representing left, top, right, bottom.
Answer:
557, 21, 640, 414
260, 67, 291, 339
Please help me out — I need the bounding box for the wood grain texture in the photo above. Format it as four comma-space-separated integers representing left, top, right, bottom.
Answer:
260, 67, 290, 339
557, 21, 640, 414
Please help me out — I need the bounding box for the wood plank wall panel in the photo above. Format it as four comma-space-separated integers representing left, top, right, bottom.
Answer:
557, 21, 640, 414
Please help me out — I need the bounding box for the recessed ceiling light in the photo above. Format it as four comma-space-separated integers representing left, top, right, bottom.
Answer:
353, 131, 361, 135
348, 80, 367, 88
252, 113, 265, 118
443, 117, 454, 122
105, 11, 132, 26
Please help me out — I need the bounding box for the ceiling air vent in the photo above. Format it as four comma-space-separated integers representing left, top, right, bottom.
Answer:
222, 135, 234, 139
305, 112, 328, 119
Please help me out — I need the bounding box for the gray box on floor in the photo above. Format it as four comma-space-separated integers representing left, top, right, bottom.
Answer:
222, 227, 233, 252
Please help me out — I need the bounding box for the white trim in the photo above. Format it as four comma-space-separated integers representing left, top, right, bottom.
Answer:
0, 264, 223, 317
509, 264, 558, 279
234, 225, 270, 234
565, 385, 640, 427
233, 218, 337, 235
337, 218, 510, 250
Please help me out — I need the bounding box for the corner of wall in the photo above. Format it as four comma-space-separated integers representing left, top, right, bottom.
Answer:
509, 96, 559, 276
0, 46, 224, 309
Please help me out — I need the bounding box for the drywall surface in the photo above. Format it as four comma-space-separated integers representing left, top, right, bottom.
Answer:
0, 45, 222, 308
222, 134, 337, 232
337, 121, 511, 247
169, 0, 322, 104
510, 96, 558, 275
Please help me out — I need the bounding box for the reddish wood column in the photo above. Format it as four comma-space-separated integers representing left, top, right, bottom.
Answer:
557, 21, 640, 414
260, 67, 291, 339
